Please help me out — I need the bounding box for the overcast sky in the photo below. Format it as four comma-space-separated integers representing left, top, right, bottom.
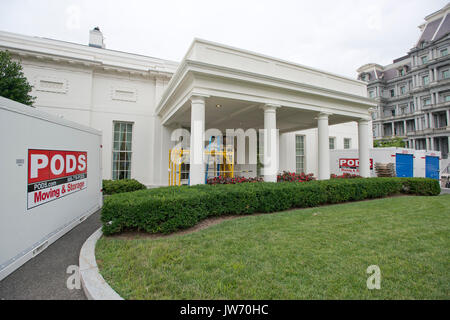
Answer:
0, 0, 447, 78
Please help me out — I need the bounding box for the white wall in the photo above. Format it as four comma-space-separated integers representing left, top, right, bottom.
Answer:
19, 59, 171, 186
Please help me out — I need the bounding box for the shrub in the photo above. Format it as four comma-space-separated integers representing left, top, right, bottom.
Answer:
330, 173, 362, 179
277, 171, 315, 182
102, 179, 146, 195
101, 177, 440, 235
207, 176, 263, 185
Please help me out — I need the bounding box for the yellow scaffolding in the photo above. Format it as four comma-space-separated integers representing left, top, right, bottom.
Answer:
168, 147, 234, 185
168, 148, 187, 186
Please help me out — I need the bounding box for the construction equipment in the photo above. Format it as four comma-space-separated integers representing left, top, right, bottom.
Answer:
168, 138, 235, 186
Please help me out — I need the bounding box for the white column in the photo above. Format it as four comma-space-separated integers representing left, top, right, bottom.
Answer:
317, 112, 330, 180
189, 95, 206, 185
358, 119, 371, 178
262, 104, 280, 182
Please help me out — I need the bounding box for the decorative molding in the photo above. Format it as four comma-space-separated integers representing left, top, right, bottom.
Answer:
111, 87, 137, 102
35, 76, 68, 94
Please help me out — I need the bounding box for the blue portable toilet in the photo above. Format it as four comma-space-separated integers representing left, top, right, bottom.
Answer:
425, 156, 440, 180
396, 153, 413, 177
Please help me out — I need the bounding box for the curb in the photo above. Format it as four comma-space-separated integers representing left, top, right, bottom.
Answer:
79, 228, 124, 300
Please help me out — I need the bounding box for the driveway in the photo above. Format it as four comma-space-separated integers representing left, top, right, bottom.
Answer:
0, 211, 101, 300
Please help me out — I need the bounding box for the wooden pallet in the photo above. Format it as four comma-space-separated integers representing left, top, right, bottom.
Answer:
375, 163, 395, 177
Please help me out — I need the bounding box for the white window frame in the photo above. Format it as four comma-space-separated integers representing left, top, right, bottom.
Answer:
344, 138, 351, 149
329, 137, 336, 150
295, 135, 305, 174
112, 121, 133, 180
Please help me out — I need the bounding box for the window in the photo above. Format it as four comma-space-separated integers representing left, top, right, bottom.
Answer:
390, 89, 395, 97
391, 109, 396, 116
399, 69, 405, 76
445, 95, 450, 102
441, 48, 448, 56
423, 75, 429, 85
423, 97, 431, 106
329, 137, 335, 150
421, 55, 428, 64
344, 138, 351, 149
400, 104, 407, 115
295, 135, 305, 174
112, 121, 133, 180
443, 69, 450, 79
400, 86, 406, 95
369, 90, 375, 98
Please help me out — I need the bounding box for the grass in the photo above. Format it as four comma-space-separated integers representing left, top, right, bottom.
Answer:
96, 195, 450, 299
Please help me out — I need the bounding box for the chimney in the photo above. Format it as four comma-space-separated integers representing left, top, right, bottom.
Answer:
89, 27, 105, 48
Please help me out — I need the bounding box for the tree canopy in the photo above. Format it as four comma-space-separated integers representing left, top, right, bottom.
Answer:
373, 137, 406, 148
0, 50, 35, 106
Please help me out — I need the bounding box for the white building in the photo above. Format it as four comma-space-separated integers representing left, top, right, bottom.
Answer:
0, 29, 375, 186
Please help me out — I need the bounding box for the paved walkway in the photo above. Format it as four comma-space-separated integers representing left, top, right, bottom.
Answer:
0, 211, 101, 300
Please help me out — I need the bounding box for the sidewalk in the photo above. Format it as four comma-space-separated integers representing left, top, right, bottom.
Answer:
0, 211, 101, 300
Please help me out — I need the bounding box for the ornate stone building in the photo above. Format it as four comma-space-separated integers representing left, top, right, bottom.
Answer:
358, 3, 450, 158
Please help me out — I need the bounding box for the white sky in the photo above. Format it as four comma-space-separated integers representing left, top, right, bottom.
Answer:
0, 0, 447, 78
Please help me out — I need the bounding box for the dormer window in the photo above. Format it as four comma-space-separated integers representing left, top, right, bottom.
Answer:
361, 73, 370, 81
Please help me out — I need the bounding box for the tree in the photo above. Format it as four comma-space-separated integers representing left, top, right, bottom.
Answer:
0, 50, 35, 106
373, 137, 406, 148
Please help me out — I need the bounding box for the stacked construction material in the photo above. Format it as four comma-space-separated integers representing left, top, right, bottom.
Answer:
375, 163, 395, 177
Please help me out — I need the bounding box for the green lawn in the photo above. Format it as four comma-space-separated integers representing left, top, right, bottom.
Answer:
96, 195, 450, 299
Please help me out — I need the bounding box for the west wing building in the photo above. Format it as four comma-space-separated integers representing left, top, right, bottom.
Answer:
0, 28, 374, 186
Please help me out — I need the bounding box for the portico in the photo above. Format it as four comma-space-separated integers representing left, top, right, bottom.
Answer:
156, 39, 376, 185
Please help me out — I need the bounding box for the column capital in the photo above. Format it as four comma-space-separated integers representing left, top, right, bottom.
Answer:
261, 104, 281, 112
317, 112, 331, 120
358, 117, 371, 124
190, 94, 209, 104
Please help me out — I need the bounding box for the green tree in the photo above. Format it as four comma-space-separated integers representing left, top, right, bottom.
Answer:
0, 50, 35, 106
373, 137, 406, 148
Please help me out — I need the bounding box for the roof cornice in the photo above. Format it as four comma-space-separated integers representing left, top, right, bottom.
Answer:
156, 59, 376, 117
0, 30, 178, 75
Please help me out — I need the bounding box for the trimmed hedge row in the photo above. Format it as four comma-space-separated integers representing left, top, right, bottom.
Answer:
102, 179, 146, 195
101, 177, 440, 235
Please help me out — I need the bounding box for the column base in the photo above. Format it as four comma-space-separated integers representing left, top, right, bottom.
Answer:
263, 174, 277, 183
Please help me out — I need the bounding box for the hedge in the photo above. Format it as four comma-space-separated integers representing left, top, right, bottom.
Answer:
101, 177, 440, 235
102, 179, 146, 195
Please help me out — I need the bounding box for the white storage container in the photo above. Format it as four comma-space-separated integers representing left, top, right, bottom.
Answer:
0, 97, 102, 281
